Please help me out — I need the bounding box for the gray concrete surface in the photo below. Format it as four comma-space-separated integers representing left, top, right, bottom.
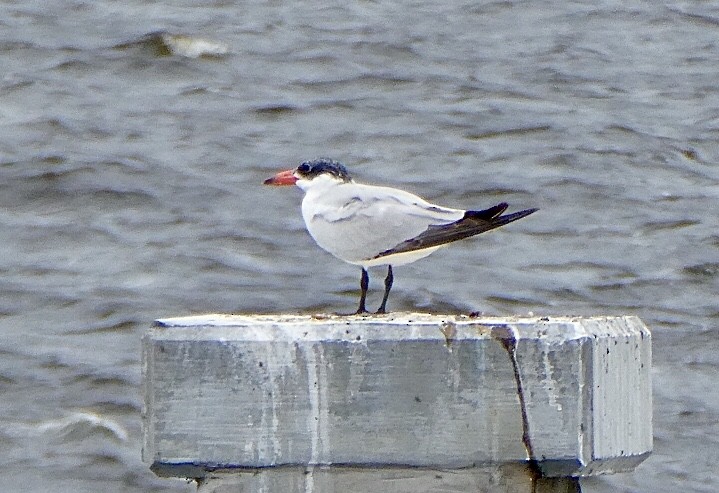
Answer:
142, 313, 651, 489
194, 465, 582, 493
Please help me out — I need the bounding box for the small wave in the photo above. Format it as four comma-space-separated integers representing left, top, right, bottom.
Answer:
37, 412, 128, 440
667, 7, 719, 27
464, 125, 552, 140
0, 374, 16, 386
642, 219, 701, 232
51, 59, 93, 72
115, 31, 229, 58
3, 412, 128, 442
684, 262, 719, 278
69, 319, 139, 335
253, 104, 300, 116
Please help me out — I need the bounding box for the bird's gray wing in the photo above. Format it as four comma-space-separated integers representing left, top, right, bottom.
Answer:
303, 183, 464, 263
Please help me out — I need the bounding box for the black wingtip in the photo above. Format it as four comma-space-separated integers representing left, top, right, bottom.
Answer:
493, 206, 538, 227
464, 202, 509, 221
464, 204, 538, 226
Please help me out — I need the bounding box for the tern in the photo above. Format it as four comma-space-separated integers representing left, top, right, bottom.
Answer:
264, 158, 537, 314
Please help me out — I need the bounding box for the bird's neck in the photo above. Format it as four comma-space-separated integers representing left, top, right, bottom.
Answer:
297, 175, 349, 194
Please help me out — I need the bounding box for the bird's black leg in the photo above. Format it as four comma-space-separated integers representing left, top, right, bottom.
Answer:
376, 265, 393, 314
355, 268, 369, 314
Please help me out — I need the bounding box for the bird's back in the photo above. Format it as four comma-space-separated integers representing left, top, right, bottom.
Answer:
301, 181, 464, 265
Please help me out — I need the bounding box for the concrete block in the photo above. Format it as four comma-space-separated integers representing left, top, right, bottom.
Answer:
142, 314, 651, 483
194, 465, 582, 493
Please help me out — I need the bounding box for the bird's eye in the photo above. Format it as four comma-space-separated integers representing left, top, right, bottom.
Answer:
297, 163, 311, 174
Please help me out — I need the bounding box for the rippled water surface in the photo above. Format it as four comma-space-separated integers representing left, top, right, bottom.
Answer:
2, 1, 718, 492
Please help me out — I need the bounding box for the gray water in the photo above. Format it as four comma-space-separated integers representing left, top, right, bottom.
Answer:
1, 1, 718, 492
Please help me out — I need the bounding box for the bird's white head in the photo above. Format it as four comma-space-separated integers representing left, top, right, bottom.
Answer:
263, 158, 353, 191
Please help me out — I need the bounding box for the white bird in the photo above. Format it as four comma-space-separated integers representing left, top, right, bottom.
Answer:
264, 158, 537, 314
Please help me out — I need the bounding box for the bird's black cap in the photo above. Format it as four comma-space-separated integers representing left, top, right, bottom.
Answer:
296, 158, 352, 182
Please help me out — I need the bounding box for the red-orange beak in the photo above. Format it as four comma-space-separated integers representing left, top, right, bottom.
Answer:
263, 169, 298, 186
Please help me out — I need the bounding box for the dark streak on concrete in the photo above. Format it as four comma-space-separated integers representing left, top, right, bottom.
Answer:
491, 326, 542, 482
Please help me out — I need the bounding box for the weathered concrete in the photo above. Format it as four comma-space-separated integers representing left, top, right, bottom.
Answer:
142, 313, 651, 489
194, 464, 581, 493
